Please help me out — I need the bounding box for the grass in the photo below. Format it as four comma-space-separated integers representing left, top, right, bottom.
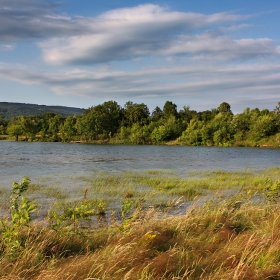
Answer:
2, 200, 280, 279
1, 168, 280, 279
1, 168, 279, 219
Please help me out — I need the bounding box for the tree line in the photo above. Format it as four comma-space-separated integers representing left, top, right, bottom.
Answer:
0, 102, 83, 120
1, 100, 280, 147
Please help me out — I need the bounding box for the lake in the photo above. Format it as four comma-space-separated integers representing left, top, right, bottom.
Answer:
1, 141, 280, 187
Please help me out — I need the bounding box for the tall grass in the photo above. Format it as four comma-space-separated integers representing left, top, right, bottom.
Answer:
1, 168, 280, 279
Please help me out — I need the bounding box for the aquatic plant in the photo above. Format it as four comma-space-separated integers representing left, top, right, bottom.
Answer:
49, 194, 107, 234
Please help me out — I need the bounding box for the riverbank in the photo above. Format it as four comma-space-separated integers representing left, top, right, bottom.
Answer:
1, 168, 280, 279
3, 133, 280, 148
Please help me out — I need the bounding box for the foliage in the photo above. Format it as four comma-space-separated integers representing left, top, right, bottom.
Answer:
263, 179, 280, 203
60, 115, 77, 141
1, 169, 280, 278
7, 120, 24, 141
0, 102, 83, 120
124, 101, 150, 126
121, 199, 136, 220
151, 125, 169, 143
49, 198, 106, 233
0, 176, 37, 256
217, 101, 232, 113
163, 100, 178, 118
0, 115, 8, 135
151, 106, 164, 121
3, 100, 280, 146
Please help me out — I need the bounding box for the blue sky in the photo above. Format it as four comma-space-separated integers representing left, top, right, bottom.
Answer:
0, 0, 279, 113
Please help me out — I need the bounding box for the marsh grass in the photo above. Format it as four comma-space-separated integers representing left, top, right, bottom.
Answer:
1, 168, 280, 279
187, 168, 280, 193
89, 170, 202, 204
2, 199, 280, 279
1, 168, 280, 219
41, 186, 68, 200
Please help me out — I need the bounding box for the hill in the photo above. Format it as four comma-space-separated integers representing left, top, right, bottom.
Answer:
0, 102, 84, 120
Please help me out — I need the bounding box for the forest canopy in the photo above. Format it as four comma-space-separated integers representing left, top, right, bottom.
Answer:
0, 102, 83, 120
1, 101, 280, 148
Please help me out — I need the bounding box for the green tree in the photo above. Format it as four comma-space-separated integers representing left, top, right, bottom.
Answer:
250, 114, 276, 140
163, 101, 178, 118
179, 119, 203, 146
7, 117, 24, 141
92, 101, 122, 137
274, 102, 280, 114
129, 123, 150, 144
124, 101, 150, 126
213, 126, 232, 146
151, 106, 164, 122
209, 112, 233, 146
178, 106, 197, 132
217, 102, 232, 114
231, 113, 250, 142
151, 126, 168, 143
197, 110, 216, 122
22, 116, 40, 141
60, 116, 77, 141
118, 125, 131, 143
76, 101, 122, 140
273, 102, 280, 133
48, 115, 65, 141
200, 124, 214, 146
0, 115, 8, 134
75, 113, 98, 141
38, 112, 56, 140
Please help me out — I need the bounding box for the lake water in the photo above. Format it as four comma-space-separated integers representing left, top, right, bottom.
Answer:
1, 141, 280, 187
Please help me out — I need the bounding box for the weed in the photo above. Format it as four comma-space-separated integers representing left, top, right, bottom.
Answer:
0, 176, 37, 257
121, 198, 136, 220
49, 195, 107, 233
263, 179, 280, 203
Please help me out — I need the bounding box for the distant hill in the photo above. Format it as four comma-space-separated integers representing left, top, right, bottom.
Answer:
0, 102, 84, 120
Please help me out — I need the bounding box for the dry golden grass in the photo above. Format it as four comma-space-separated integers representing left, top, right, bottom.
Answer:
1, 168, 280, 279
1, 199, 280, 280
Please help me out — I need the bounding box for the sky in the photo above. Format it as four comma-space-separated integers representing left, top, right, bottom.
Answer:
0, 0, 280, 113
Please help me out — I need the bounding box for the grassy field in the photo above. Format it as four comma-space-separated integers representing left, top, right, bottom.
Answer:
0, 167, 280, 279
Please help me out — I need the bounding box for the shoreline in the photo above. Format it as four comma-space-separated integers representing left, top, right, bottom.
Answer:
1, 137, 279, 148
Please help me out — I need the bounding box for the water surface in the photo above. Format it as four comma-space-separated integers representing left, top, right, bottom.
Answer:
1, 141, 279, 186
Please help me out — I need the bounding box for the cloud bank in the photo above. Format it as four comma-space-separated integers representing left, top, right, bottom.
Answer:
0, 0, 92, 42
0, 1, 279, 111
1, 61, 279, 108
38, 5, 258, 65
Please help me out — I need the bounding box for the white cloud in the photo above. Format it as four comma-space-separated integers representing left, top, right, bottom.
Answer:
1, 2, 277, 64
220, 23, 252, 32
162, 34, 277, 60
38, 4, 253, 65
0, 2, 280, 112
0, 61, 279, 109
0, 44, 15, 51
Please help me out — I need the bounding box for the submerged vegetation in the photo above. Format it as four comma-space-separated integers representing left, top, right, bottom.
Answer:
1, 100, 280, 147
1, 168, 280, 279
